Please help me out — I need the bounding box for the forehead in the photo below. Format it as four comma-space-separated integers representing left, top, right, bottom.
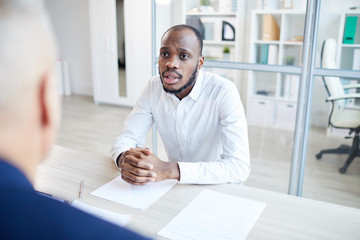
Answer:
161, 28, 200, 53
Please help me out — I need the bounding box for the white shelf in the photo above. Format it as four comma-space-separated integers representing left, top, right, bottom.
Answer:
204, 40, 235, 46
251, 95, 277, 100
341, 44, 360, 48
253, 9, 305, 15
247, 9, 305, 130
254, 40, 281, 44
186, 12, 236, 17
283, 41, 303, 46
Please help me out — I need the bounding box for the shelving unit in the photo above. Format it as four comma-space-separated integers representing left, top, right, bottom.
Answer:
182, 0, 241, 81
335, 11, 360, 110
247, 9, 305, 130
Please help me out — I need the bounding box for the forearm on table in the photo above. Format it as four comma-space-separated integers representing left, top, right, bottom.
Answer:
177, 158, 250, 184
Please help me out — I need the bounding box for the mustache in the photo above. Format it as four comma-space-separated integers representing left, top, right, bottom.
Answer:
161, 69, 183, 79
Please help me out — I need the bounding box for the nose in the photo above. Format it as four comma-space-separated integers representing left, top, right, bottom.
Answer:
165, 56, 179, 69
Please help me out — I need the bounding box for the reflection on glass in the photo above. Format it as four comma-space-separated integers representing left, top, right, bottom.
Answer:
116, 0, 126, 97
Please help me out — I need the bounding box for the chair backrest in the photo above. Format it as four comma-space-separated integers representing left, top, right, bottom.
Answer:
320, 39, 345, 126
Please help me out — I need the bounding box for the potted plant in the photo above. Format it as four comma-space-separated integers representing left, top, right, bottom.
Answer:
223, 46, 230, 61
199, 0, 214, 13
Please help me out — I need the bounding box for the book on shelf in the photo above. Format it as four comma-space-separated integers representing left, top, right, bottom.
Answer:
353, 49, 360, 70
343, 16, 357, 44
267, 45, 278, 64
258, 44, 269, 64
283, 74, 299, 100
262, 14, 280, 41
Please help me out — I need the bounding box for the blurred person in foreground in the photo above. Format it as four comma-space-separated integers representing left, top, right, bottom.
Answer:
0, 1, 150, 239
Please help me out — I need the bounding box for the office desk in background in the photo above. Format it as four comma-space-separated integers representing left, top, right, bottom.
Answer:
35, 145, 360, 240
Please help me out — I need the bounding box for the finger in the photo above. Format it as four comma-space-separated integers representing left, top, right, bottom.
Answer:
125, 155, 153, 169
140, 148, 153, 155
128, 167, 157, 178
121, 171, 156, 184
120, 161, 157, 178
121, 175, 147, 186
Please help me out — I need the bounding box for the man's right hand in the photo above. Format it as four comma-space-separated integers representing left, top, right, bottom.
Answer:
117, 148, 157, 186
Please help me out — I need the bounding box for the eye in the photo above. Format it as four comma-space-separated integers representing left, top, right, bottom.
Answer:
180, 53, 190, 60
160, 52, 169, 58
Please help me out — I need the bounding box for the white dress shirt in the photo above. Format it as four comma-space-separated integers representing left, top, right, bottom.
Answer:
111, 70, 250, 184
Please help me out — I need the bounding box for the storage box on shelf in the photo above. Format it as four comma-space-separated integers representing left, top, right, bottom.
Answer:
247, 9, 305, 130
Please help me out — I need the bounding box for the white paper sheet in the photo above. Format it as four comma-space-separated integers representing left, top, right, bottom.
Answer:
71, 200, 131, 227
158, 189, 266, 240
90, 176, 177, 210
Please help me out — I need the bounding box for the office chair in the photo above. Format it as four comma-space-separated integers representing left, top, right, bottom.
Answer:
315, 38, 360, 173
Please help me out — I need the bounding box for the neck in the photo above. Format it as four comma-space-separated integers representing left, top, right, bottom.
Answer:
175, 81, 196, 100
0, 120, 41, 185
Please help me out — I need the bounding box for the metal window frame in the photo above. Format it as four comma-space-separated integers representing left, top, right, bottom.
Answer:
151, 0, 359, 196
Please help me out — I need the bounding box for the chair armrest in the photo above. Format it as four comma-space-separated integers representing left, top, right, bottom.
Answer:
343, 83, 360, 90
326, 93, 360, 102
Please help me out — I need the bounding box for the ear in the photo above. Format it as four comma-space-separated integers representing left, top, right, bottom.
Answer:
37, 71, 59, 160
39, 74, 50, 127
198, 56, 205, 69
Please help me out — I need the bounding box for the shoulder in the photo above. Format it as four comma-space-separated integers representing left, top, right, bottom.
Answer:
0, 186, 149, 240
148, 75, 162, 91
201, 71, 239, 98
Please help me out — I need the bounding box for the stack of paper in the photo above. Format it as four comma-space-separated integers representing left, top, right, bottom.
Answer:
91, 177, 177, 210
158, 189, 266, 240
71, 200, 131, 227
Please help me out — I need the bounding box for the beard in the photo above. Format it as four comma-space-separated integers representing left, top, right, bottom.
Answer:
159, 63, 199, 95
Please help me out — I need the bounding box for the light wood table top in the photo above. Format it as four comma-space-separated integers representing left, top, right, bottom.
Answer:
35, 145, 360, 240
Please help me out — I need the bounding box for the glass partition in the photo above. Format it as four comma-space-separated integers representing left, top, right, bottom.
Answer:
154, 0, 360, 208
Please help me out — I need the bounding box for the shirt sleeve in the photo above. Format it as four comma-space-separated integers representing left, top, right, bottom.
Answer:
110, 79, 154, 166
178, 82, 251, 184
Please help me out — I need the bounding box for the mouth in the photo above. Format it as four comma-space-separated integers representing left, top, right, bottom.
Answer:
162, 71, 182, 85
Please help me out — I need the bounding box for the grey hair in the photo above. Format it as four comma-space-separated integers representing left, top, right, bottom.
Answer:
0, 0, 57, 115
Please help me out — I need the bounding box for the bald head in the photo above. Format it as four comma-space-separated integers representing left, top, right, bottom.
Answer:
0, 0, 59, 182
0, 0, 57, 117
161, 24, 203, 56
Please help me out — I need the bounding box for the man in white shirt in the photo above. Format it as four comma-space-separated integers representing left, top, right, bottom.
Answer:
111, 25, 250, 185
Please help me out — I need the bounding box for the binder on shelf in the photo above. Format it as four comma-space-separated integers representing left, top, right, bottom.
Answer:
353, 49, 360, 70
283, 74, 299, 100
267, 45, 278, 64
283, 74, 291, 98
262, 14, 280, 41
259, 44, 269, 64
343, 16, 357, 44
289, 75, 300, 100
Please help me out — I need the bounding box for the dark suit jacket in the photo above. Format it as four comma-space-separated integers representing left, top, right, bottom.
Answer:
0, 159, 151, 240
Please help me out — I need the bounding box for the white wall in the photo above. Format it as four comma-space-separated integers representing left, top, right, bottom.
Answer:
44, 0, 93, 95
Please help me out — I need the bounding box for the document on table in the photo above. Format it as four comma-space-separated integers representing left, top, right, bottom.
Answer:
90, 176, 177, 210
71, 200, 131, 227
158, 189, 266, 240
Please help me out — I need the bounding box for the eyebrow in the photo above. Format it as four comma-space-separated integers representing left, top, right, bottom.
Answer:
160, 46, 193, 54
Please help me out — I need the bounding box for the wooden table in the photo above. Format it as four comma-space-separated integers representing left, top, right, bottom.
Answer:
35, 145, 360, 239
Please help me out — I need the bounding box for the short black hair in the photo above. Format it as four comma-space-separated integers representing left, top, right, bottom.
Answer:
161, 24, 203, 56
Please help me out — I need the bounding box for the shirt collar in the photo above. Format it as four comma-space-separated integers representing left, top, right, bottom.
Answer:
188, 69, 204, 101
0, 158, 33, 191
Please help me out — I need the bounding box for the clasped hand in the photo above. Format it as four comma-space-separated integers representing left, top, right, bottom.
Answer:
117, 148, 179, 186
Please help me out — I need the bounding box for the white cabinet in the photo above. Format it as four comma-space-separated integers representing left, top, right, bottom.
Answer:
247, 98, 275, 126
247, 9, 305, 130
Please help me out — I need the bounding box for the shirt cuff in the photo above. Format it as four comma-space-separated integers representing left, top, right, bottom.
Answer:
177, 162, 200, 184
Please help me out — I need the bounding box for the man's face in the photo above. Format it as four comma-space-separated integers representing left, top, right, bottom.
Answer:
158, 28, 204, 99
